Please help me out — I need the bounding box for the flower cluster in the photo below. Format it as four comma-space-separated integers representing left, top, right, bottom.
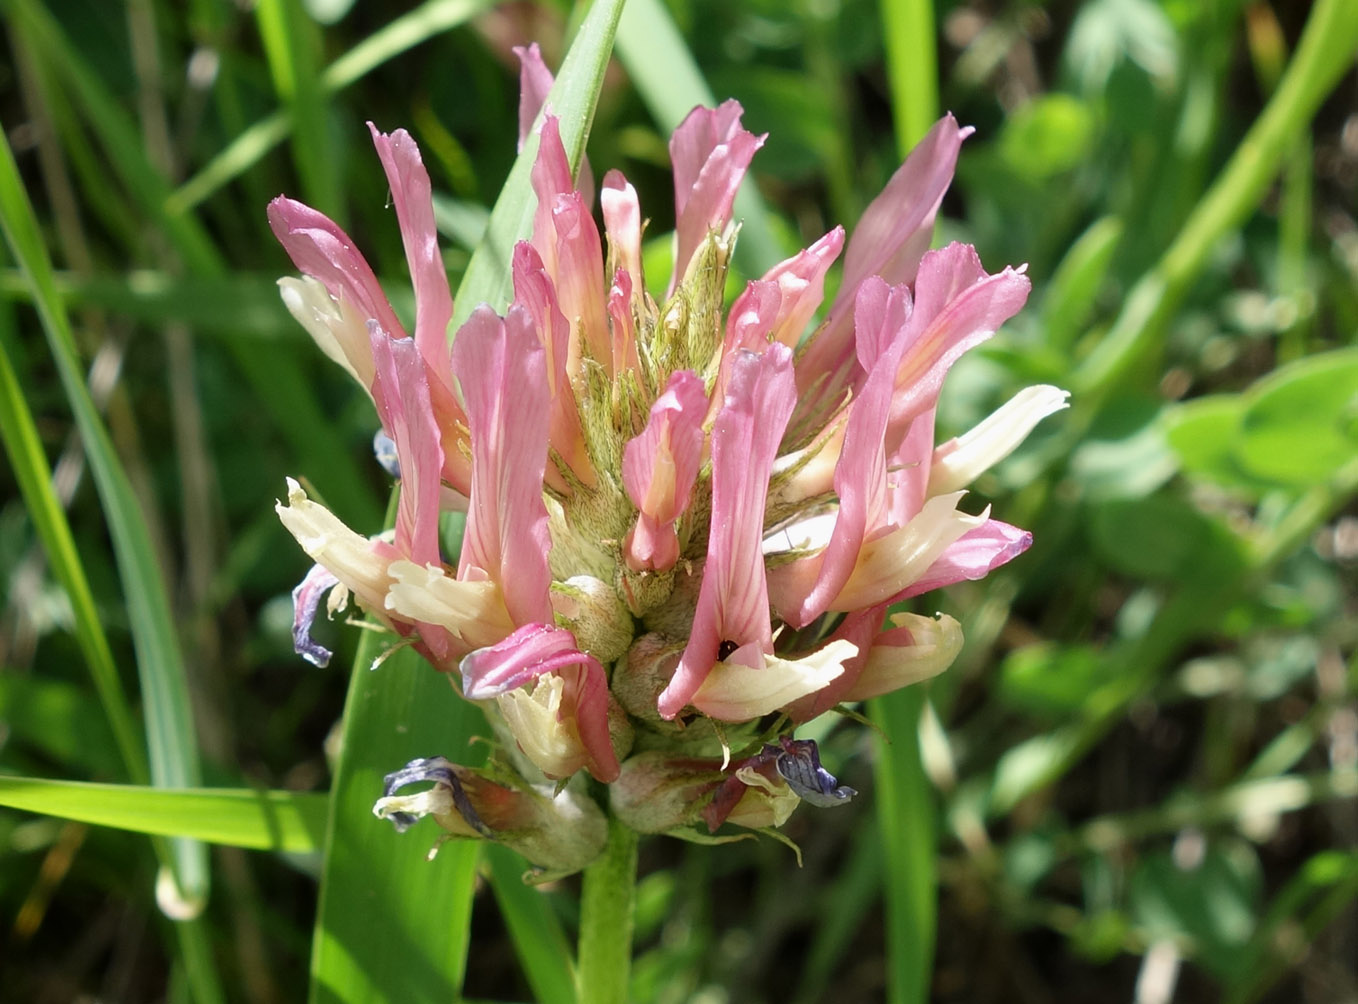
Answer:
270, 46, 1066, 873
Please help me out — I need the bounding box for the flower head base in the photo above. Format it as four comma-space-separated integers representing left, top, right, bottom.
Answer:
271, 44, 1066, 872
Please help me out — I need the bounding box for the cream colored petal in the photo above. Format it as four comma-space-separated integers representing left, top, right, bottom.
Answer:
844, 612, 963, 702
277, 276, 375, 390
690, 639, 856, 721
497, 675, 587, 779
927, 385, 1069, 495
831, 492, 984, 611
385, 559, 514, 651
728, 769, 800, 827
276, 478, 390, 613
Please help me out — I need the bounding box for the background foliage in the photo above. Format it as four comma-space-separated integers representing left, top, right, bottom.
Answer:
1, 0, 1355, 1002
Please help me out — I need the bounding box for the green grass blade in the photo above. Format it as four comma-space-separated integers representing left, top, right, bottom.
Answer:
0, 129, 209, 908
0, 269, 298, 338
5, 0, 380, 528
879, 0, 939, 154
0, 313, 148, 784
453, 0, 629, 327
486, 845, 578, 1004
0, 777, 327, 853
870, 689, 937, 1004
613, 0, 783, 277
308, 635, 484, 1004
171, 0, 496, 214
254, 0, 341, 215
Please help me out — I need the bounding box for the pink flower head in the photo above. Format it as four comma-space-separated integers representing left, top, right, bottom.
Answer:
271, 55, 1064, 864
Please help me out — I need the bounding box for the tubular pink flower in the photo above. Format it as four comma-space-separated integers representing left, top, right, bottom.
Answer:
267, 196, 405, 341
452, 305, 554, 628
514, 43, 555, 150
791, 115, 971, 432
369, 326, 443, 569
512, 242, 594, 488
730, 226, 845, 350
460, 623, 619, 782
366, 124, 455, 398
893, 519, 1033, 601
622, 370, 708, 571
531, 117, 610, 373
669, 100, 766, 287
601, 169, 644, 299
658, 344, 796, 719
269, 88, 1067, 838
770, 277, 913, 628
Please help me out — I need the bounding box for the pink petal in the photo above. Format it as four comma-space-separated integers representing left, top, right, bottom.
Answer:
369, 325, 444, 569
622, 370, 709, 571
366, 124, 454, 394
512, 242, 593, 488
514, 43, 555, 150
548, 191, 609, 370
887, 243, 1032, 431
791, 115, 970, 426
669, 100, 766, 287
607, 269, 642, 378
460, 622, 590, 699
729, 226, 845, 350
530, 116, 574, 277
601, 169, 644, 297
658, 344, 797, 719
460, 623, 619, 782
556, 659, 620, 782
451, 304, 553, 627
893, 518, 1032, 601
769, 278, 914, 627
784, 606, 885, 721
267, 196, 405, 342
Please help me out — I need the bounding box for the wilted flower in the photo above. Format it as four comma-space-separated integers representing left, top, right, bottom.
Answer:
270, 45, 1066, 868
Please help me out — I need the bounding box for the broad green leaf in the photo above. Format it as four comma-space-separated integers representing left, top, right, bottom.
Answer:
1130, 842, 1261, 978
0, 777, 326, 854
255, 0, 340, 215
1234, 348, 1358, 486
0, 675, 123, 777
308, 641, 486, 1004
1089, 494, 1246, 584
614, 0, 784, 278
0, 269, 297, 339
0, 128, 207, 906
997, 94, 1096, 179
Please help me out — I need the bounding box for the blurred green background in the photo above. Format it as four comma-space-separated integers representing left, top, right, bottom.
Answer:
1, 0, 1355, 1001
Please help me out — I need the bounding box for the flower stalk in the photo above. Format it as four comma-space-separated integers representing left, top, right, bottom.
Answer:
576, 813, 639, 1004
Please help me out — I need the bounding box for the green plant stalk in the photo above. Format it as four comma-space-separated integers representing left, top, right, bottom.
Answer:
880, 0, 938, 155
576, 814, 639, 1004
871, 688, 936, 1004
873, 6, 941, 999
1074, 0, 1358, 398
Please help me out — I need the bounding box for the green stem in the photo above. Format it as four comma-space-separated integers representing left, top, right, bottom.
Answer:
1073, 0, 1358, 400
576, 814, 639, 1004
871, 688, 936, 1004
